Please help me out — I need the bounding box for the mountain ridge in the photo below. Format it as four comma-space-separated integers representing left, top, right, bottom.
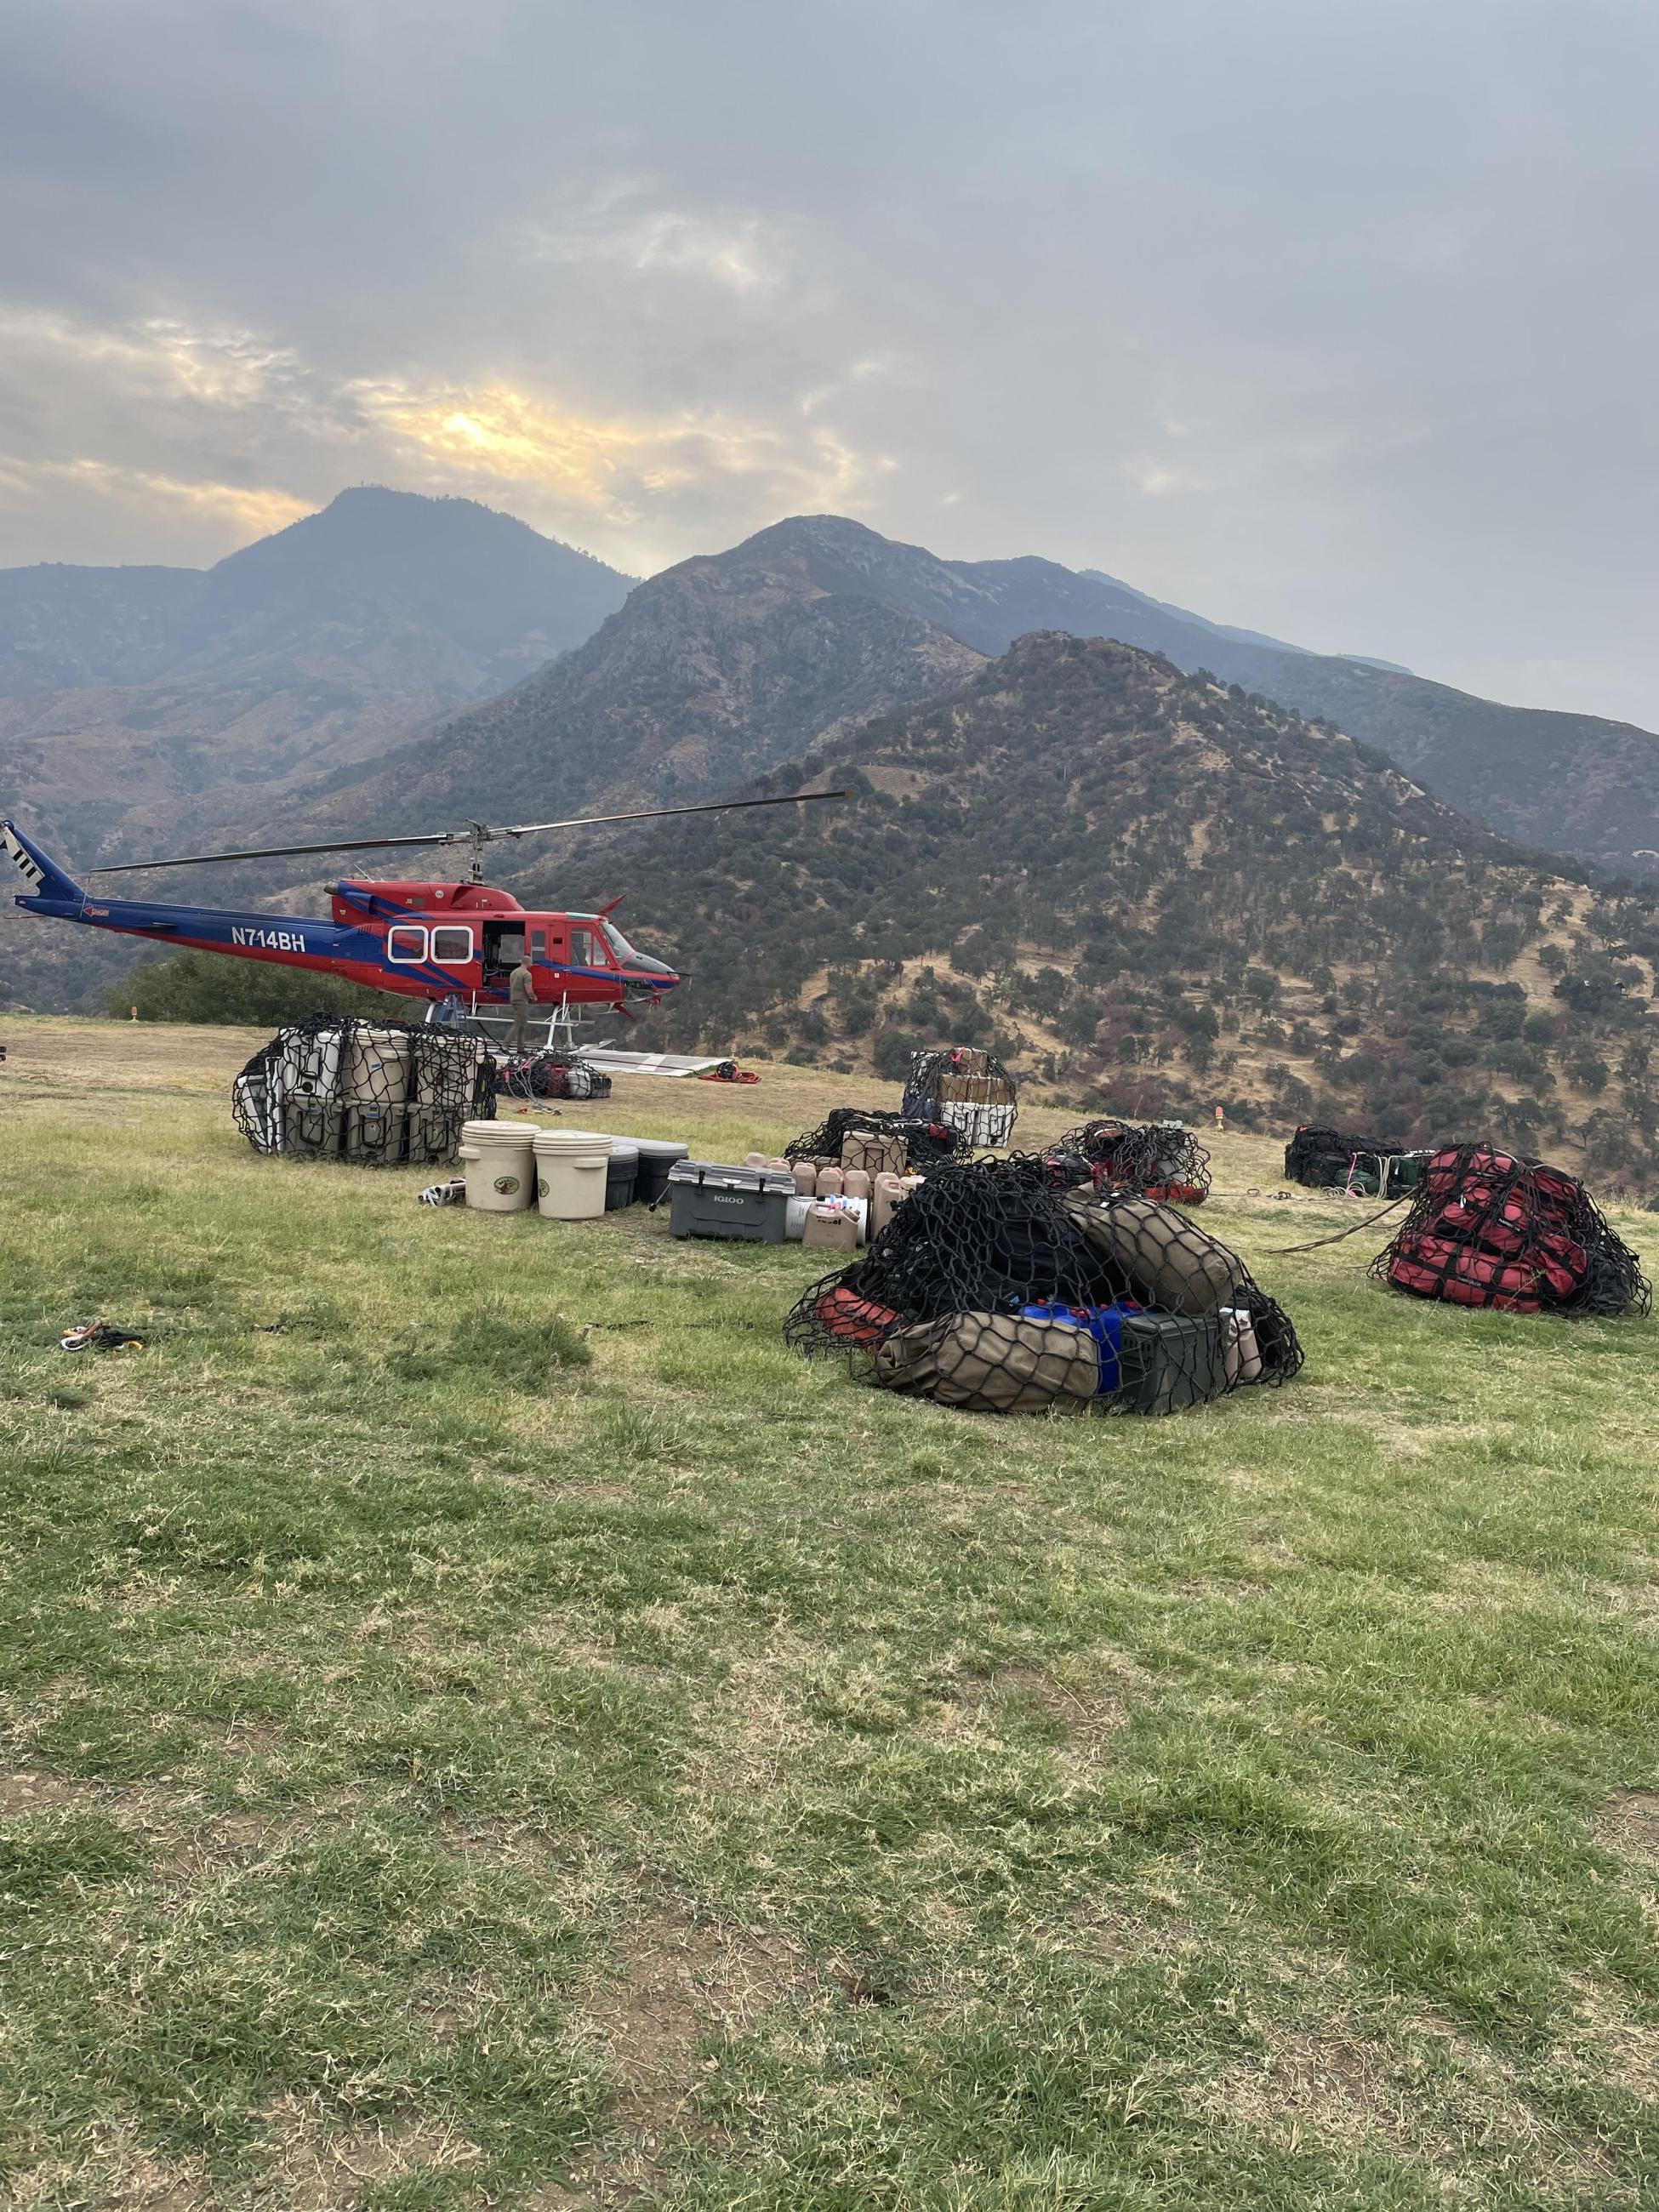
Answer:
550, 630, 1659, 1180
276, 509, 1659, 885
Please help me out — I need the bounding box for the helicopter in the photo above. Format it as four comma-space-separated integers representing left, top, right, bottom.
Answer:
3, 789, 847, 1019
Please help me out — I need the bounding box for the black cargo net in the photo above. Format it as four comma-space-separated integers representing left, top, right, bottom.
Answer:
499, 1051, 613, 1102
1058, 1118, 1212, 1204
786, 1153, 1302, 1416
231, 1017, 496, 1167
1372, 1143, 1650, 1318
902, 1047, 1018, 1149
785, 1106, 967, 1172
1285, 1124, 1408, 1187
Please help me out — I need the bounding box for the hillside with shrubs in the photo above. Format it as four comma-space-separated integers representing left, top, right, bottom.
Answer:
550, 632, 1659, 1184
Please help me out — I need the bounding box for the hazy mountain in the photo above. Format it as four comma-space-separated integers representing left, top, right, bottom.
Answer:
0, 565, 204, 691
714, 519, 1659, 878
180, 487, 633, 687
555, 632, 1659, 1180
263, 522, 984, 840
0, 489, 636, 869
305, 511, 1659, 885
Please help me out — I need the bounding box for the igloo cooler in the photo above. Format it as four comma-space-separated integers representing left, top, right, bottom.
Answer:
667, 1160, 794, 1242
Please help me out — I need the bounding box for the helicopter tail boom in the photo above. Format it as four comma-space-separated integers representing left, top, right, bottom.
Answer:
4, 819, 85, 912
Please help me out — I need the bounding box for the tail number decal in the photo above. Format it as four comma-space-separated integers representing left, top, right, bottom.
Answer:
231, 926, 309, 952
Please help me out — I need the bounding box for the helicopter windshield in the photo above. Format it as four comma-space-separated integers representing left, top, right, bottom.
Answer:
601, 917, 674, 977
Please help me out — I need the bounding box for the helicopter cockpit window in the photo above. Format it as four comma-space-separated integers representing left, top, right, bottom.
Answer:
601, 917, 674, 977
569, 926, 597, 967
430, 926, 473, 965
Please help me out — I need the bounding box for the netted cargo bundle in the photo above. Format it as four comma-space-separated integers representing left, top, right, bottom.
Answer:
1285, 1124, 1409, 1191
785, 1154, 1301, 1415
499, 1051, 613, 1102
231, 1017, 495, 1167
784, 1105, 967, 1170
1058, 1118, 1211, 1205
1372, 1144, 1650, 1318
902, 1047, 1018, 1150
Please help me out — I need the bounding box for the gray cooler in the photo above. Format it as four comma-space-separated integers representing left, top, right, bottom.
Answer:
667, 1160, 794, 1242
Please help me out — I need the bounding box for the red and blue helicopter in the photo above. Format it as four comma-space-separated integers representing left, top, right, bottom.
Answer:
4, 790, 845, 1018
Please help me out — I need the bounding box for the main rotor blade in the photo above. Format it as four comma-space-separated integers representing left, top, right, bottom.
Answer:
497, 789, 851, 838
91, 786, 850, 875
94, 830, 463, 874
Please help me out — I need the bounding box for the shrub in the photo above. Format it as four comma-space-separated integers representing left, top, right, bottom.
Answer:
110, 949, 405, 1027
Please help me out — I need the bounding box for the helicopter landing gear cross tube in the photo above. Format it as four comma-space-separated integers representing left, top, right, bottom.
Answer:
3, 786, 848, 1018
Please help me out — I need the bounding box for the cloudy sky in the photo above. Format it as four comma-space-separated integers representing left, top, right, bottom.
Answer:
2, 0, 1656, 725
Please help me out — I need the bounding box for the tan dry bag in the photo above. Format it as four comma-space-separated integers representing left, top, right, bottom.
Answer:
873, 1309, 1099, 1412
1058, 1194, 1235, 1314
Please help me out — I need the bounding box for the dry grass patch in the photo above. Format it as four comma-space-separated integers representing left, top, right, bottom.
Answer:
1203, 2027, 1418, 2155
1598, 1787, 1659, 1865
7, 2146, 215, 2211
995, 1662, 1137, 1744
578, 1905, 812, 2123
254, 2100, 482, 2209
546, 1905, 815, 2203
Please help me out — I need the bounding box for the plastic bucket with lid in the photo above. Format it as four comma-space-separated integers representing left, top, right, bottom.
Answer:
459, 1119, 537, 1211
533, 1127, 610, 1220
633, 1138, 690, 1207
605, 1137, 641, 1211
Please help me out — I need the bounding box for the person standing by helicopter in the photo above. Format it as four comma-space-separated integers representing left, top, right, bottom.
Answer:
507, 949, 539, 1053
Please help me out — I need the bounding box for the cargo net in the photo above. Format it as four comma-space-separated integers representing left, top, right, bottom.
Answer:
901, 1046, 1018, 1150
499, 1051, 613, 1102
1372, 1144, 1650, 1319
784, 1105, 967, 1171
1285, 1124, 1407, 1189
231, 1016, 496, 1168
785, 1153, 1302, 1416
1057, 1118, 1211, 1205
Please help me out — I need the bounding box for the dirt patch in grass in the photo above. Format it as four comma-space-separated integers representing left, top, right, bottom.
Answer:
580, 1906, 810, 2118
1597, 1786, 1659, 1863
6, 2135, 215, 2210
0, 1769, 110, 1816
1210, 2010, 1637, 2198
1565, 1977, 1659, 2102
546, 1907, 811, 2203
254, 2103, 481, 2209
995, 1663, 1137, 1742
1205, 2028, 1413, 2152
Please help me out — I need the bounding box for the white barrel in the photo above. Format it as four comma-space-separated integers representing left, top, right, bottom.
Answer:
1220, 1306, 1264, 1385
533, 1127, 610, 1220
458, 1119, 538, 1211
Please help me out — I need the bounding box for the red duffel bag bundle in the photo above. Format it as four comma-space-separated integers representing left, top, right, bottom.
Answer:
1372, 1144, 1649, 1319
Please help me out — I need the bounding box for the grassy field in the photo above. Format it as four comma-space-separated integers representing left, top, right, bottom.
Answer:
1, 1013, 1656, 2212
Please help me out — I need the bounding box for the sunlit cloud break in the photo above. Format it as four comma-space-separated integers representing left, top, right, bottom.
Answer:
0, 301, 887, 566
349, 378, 869, 522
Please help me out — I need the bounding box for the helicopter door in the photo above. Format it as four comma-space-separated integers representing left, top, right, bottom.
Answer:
481, 921, 527, 986
527, 923, 563, 996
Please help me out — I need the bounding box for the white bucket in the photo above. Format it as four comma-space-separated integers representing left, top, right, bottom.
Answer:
533, 1127, 610, 1220
459, 1119, 538, 1211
